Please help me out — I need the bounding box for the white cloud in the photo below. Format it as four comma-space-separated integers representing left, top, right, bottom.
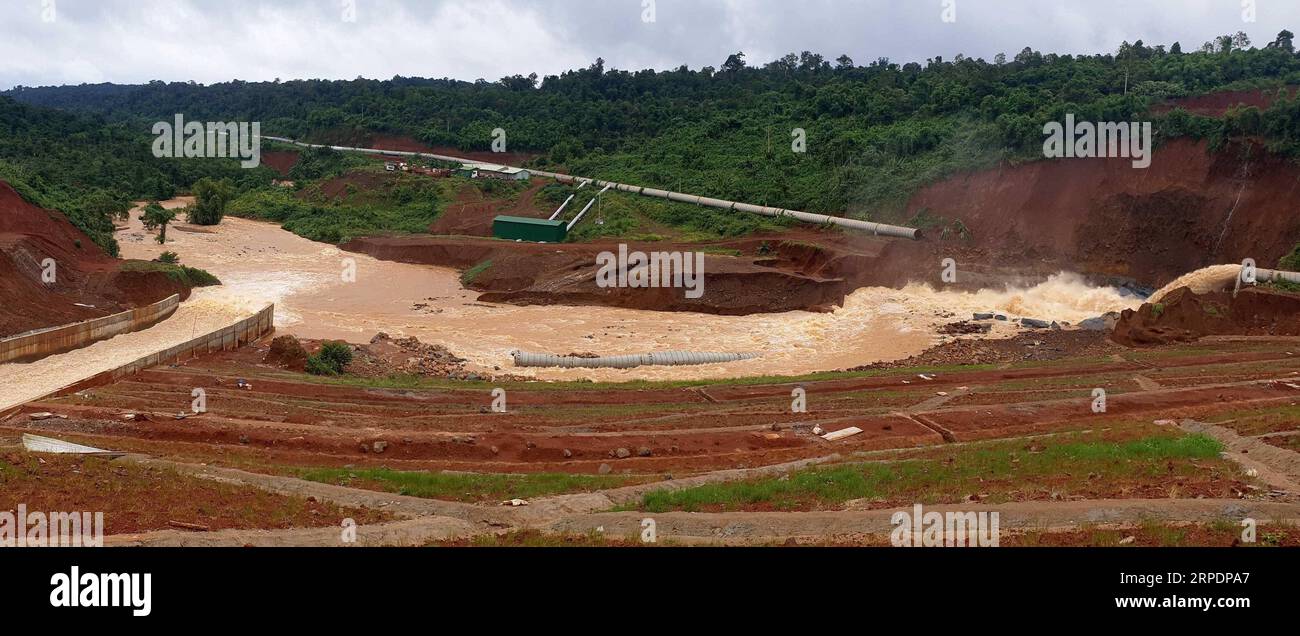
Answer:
1, 0, 1298, 89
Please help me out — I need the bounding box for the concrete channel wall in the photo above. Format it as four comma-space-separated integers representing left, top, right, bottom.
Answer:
41, 304, 276, 405
0, 294, 181, 364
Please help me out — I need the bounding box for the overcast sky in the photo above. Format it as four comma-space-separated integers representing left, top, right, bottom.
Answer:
2, 0, 1298, 89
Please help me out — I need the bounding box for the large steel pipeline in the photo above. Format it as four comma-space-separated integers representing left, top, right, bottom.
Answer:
548, 194, 575, 220
1258, 268, 1300, 285
512, 350, 757, 369
260, 136, 922, 240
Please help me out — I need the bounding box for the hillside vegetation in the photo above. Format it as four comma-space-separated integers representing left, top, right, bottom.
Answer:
5, 31, 1300, 245
0, 97, 273, 254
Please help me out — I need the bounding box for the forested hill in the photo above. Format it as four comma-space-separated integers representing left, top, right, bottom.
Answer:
6, 32, 1300, 234
0, 97, 271, 255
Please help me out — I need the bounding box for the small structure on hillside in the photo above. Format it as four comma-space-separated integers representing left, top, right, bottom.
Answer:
459, 163, 531, 181
492, 215, 567, 242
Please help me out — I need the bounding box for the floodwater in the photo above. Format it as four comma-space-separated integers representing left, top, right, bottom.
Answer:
0, 289, 258, 411
114, 200, 1142, 381
1150, 264, 1243, 302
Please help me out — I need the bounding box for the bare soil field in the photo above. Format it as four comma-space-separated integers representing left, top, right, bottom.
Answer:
4, 330, 1299, 546
7, 336, 1299, 478
0, 444, 389, 534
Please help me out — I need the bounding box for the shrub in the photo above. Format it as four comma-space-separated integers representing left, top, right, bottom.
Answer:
158, 251, 180, 264
1280, 241, 1300, 271
306, 341, 354, 376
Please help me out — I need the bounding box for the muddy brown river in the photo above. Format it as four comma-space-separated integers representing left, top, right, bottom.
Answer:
112, 199, 1142, 381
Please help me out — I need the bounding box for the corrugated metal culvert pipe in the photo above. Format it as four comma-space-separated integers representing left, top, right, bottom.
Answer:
512, 350, 758, 369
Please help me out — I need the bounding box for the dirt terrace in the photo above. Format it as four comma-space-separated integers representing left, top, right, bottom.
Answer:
5, 336, 1300, 479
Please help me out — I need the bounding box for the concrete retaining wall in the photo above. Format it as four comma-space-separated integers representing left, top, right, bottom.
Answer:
0, 304, 274, 420
89, 304, 275, 386
0, 294, 181, 364
34, 304, 276, 409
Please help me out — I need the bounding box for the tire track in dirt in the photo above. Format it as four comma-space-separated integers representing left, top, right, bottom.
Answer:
1178, 419, 1300, 497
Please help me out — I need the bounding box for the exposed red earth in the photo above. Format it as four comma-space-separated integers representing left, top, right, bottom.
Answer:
428, 182, 549, 235
1151, 87, 1299, 117
1113, 286, 1300, 345
323, 134, 1300, 321
7, 116, 1300, 545
260, 150, 301, 177
903, 138, 1300, 290
0, 181, 190, 337
7, 334, 1299, 478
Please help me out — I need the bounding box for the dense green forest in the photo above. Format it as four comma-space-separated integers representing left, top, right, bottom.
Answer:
5, 30, 1300, 249
0, 97, 273, 254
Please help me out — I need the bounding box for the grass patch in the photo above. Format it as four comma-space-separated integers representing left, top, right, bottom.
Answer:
297, 467, 639, 503
460, 259, 493, 286
632, 433, 1228, 513
120, 261, 221, 287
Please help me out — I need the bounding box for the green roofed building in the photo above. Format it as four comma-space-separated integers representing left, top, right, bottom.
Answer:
492, 215, 568, 243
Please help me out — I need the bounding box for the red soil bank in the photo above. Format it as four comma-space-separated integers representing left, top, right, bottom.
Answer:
260, 150, 301, 177
904, 138, 1300, 289
430, 183, 549, 236
0, 181, 190, 337
343, 233, 859, 315
1151, 87, 1298, 117
1112, 286, 1300, 345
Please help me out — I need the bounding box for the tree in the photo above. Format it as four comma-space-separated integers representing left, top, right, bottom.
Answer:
1272, 30, 1295, 53
189, 177, 233, 225
1170, 41, 1182, 55
798, 51, 828, 72
994, 52, 1007, 65
722, 52, 747, 73
141, 202, 177, 244
1232, 31, 1252, 51
835, 54, 854, 70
